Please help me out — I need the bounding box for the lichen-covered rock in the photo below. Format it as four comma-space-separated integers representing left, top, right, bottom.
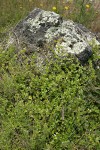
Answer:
11, 8, 100, 64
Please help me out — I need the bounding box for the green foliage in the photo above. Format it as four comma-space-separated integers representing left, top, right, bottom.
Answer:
0, 45, 100, 150
71, 0, 96, 27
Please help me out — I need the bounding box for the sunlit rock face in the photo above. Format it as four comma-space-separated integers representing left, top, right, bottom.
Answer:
12, 8, 100, 64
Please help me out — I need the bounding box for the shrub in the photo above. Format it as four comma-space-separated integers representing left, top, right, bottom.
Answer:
0, 45, 100, 149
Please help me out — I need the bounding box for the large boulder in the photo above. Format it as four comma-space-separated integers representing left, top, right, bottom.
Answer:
9, 8, 100, 65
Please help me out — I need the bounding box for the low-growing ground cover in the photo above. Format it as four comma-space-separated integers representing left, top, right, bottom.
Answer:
0, 44, 100, 149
